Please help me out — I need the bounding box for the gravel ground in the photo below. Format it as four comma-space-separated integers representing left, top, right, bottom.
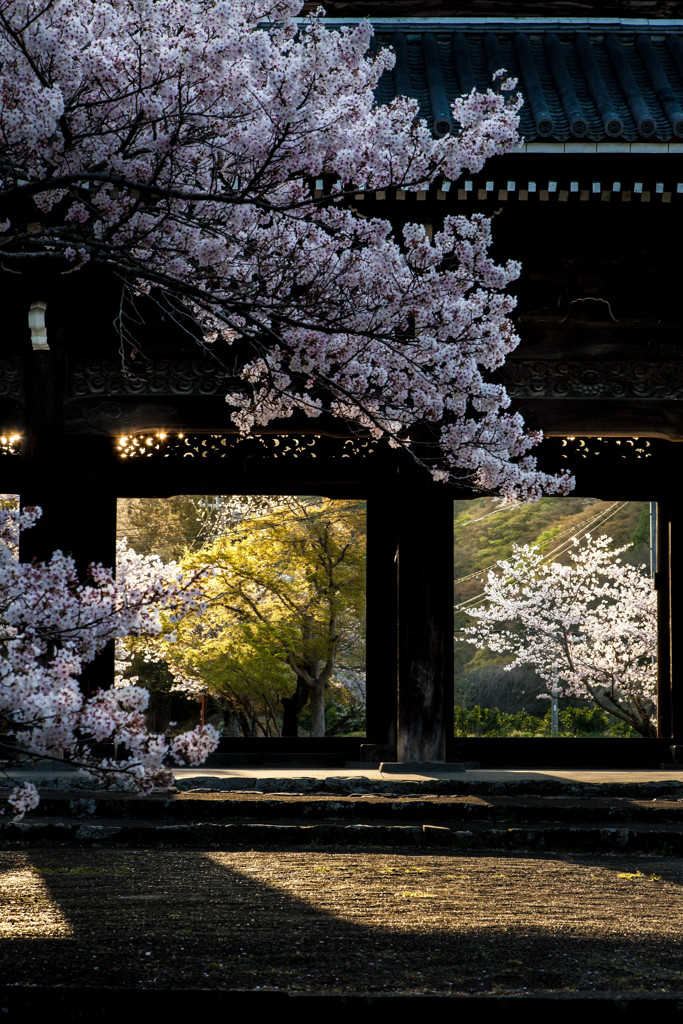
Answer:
2, 845, 683, 996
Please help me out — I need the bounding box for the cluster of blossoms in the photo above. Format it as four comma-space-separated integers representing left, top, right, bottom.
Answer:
0, 505, 218, 819
0, 0, 571, 499
463, 534, 657, 736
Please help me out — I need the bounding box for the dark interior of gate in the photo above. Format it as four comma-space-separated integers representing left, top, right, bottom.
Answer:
3, 3, 683, 767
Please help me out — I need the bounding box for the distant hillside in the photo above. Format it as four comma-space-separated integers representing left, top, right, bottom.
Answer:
454, 497, 650, 609
453, 497, 651, 717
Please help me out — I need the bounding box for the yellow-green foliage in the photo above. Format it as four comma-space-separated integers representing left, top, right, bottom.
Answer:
117, 495, 214, 562
143, 497, 366, 734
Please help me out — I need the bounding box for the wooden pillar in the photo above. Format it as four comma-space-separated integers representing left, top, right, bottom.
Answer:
20, 346, 117, 692
19, 346, 68, 564
21, 431, 117, 577
396, 483, 454, 762
364, 487, 399, 755
656, 502, 672, 738
22, 435, 118, 696
668, 503, 683, 741
656, 501, 683, 741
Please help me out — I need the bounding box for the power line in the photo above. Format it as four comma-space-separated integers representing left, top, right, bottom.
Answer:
452, 500, 617, 589
454, 499, 634, 611
118, 496, 367, 552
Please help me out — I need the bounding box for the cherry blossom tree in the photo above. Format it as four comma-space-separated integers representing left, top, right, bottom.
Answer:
0, 505, 219, 820
462, 535, 657, 737
0, 0, 572, 499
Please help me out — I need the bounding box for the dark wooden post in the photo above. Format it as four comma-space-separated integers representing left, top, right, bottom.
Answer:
396, 482, 454, 762
20, 340, 117, 692
667, 503, 683, 742
21, 425, 117, 576
364, 486, 399, 757
656, 500, 683, 742
19, 344, 68, 564
656, 501, 672, 738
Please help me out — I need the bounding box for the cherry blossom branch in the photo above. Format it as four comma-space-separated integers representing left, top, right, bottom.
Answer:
0, 505, 219, 820
0, 0, 571, 500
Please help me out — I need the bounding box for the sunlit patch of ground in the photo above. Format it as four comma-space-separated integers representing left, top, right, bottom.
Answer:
206, 851, 683, 937
0, 848, 682, 993
0, 853, 73, 938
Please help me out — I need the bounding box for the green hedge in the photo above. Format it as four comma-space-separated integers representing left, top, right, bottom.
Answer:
453, 704, 635, 738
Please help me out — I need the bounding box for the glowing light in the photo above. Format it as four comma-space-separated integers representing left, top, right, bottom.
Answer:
117, 430, 177, 458
0, 433, 21, 455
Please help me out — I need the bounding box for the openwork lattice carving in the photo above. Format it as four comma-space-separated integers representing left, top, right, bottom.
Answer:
500, 361, 683, 400
116, 432, 379, 459
67, 358, 683, 403
67, 400, 179, 432
0, 361, 22, 399
70, 361, 229, 398
558, 437, 653, 461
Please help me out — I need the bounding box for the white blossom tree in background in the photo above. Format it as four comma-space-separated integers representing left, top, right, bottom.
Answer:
0, 505, 219, 819
0, 0, 573, 498
462, 535, 657, 737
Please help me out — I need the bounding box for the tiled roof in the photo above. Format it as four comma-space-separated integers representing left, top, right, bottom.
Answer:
369, 22, 683, 141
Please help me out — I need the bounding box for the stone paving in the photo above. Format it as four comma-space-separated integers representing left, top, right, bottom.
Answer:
3, 765, 683, 1015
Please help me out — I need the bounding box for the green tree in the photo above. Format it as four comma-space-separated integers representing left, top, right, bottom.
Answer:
117, 495, 215, 562
140, 497, 366, 737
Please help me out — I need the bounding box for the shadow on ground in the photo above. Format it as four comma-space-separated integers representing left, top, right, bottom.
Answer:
1, 846, 682, 998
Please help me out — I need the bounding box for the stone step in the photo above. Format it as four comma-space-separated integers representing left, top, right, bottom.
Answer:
6, 815, 683, 854
14, 788, 683, 826
3, 776, 683, 853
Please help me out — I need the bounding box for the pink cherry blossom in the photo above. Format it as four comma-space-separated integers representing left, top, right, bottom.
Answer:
0, 505, 218, 819
0, 0, 572, 499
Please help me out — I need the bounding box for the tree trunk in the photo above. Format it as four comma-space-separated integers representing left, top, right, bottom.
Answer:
308, 680, 326, 737
281, 677, 309, 736
237, 711, 254, 737
223, 714, 241, 737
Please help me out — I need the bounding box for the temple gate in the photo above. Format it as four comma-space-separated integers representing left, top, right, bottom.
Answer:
3, 1, 683, 763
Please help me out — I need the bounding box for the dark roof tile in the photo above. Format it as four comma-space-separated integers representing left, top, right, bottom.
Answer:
373, 25, 683, 141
